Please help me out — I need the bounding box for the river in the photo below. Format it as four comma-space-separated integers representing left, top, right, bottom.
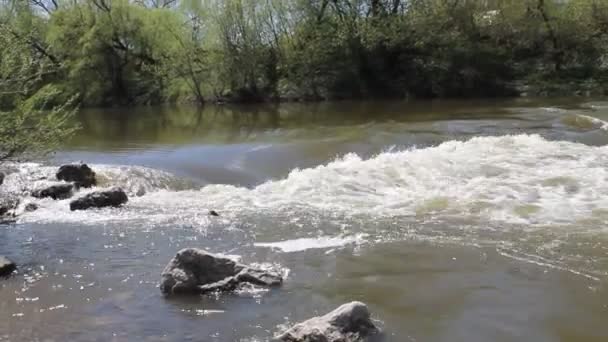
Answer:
1, 99, 608, 341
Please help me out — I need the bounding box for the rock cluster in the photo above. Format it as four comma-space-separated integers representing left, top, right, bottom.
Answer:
0, 163, 129, 218
159, 248, 382, 340
4, 163, 385, 341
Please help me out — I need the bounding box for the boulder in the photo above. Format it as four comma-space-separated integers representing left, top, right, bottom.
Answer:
70, 188, 128, 211
160, 248, 283, 296
0, 256, 16, 277
32, 184, 74, 200
56, 164, 97, 188
0, 195, 19, 218
275, 302, 380, 342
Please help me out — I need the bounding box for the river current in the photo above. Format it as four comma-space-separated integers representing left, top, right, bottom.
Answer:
1, 99, 608, 341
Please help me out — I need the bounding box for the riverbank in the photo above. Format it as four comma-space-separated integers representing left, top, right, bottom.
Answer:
80, 76, 608, 107
5, 1, 608, 110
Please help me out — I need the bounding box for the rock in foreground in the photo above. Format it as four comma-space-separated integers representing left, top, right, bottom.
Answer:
275, 302, 381, 342
56, 164, 97, 188
160, 248, 283, 296
0, 256, 16, 277
70, 188, 128, 211
32, 184, 74, 200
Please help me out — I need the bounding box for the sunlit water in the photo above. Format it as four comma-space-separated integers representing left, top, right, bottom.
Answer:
2, 99, 608, 341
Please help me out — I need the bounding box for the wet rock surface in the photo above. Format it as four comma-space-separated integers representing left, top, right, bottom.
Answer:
275, 302, 381, 342
56, 164, 97, 188
70, 188, 128, 211
160, 248, 283, 296
24, 202, 39, 212
0, 195, 19, 218
32, 184, 74, 200
0, 256, 16, 277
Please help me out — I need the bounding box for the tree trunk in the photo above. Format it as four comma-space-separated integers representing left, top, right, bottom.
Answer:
537, 0, 562, 71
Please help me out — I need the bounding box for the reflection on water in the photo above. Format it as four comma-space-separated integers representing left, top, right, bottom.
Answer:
2, 98, 608, 341
63, 98, 608, 185
72, 98, 600, 148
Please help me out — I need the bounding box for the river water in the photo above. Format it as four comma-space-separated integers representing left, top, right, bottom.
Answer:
1, 99, 608, 341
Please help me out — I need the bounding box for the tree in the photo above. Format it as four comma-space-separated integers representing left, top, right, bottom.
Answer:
3, 0, 608, 105
0, 22, 77, 163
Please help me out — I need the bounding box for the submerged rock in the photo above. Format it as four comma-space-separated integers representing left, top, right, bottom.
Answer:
0, 256, 16, 277
24, 203, 39, 212
56, 163, 97, 188
160, 248, 283, 296
32, 184, 74, 200
275, 302, 380, 342
135, 186, 146, 197
209, 210, 220, 217
70, 188, 128, 211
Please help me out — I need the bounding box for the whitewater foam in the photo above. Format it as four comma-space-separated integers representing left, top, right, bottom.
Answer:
2, 163, 191, 197
255, 234, 367, 253
10, 134, 608, 229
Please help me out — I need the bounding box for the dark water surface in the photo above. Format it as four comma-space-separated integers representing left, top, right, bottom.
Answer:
2, 99, 608, 341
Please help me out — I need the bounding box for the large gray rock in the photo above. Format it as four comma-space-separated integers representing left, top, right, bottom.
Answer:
32, 184, 74, 200
160, 248, 283, 296
70, 188, 128, 211
0, 256, 16, 277
56, 163, 97, 188
275, 302, 381, 342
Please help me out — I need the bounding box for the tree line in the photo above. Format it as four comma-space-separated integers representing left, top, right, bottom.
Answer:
2, 0, 608, 108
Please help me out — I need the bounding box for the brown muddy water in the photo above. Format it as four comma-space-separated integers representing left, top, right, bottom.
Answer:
1, 99, 608, 341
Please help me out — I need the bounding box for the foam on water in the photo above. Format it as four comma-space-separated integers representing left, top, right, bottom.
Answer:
542, 107, 567, 113
497, 248, 602, 282
8, 134, 608, 230
255, 234, 367, 252
2, 163, 196, 225
2, 163, 191, 197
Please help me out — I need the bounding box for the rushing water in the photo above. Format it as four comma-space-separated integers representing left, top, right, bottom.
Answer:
2, 99, 608, 341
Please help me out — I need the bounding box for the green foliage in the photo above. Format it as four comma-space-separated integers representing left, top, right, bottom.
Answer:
0, 20, 77, 162
2, 0, 608, 106
0, 100, 77, 162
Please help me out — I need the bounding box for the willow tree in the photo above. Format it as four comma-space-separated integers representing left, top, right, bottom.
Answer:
0, 22, 76, 162
3, 0, 608, 106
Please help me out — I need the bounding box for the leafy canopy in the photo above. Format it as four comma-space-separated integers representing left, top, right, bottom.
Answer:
0, 20, 77, 163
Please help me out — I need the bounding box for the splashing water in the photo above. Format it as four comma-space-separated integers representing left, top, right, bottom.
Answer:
8, 134, 608, 229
